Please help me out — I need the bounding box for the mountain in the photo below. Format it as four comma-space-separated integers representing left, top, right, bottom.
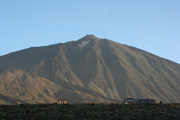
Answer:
0, 35, 180, 104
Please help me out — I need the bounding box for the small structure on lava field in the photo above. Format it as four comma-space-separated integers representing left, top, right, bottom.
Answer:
57, 99, 68, 104
122, 98, 155, 104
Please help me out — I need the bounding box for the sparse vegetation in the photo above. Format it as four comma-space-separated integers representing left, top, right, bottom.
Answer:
0, 103, 180, 120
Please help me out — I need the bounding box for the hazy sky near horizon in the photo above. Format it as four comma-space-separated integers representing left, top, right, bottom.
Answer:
0, 0, 180, 64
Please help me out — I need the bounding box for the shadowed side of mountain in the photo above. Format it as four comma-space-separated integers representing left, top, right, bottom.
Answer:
0, 94, 19, 105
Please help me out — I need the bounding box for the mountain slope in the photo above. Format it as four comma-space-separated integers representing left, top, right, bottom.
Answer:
0, 35, 180, 104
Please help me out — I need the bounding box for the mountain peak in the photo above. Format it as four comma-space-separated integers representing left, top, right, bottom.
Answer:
79, 34, 98, 41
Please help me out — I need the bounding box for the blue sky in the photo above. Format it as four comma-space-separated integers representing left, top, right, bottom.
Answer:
0, 0, 180, 64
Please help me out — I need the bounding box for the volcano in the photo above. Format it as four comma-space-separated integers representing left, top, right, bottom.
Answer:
0, 35, 180, 104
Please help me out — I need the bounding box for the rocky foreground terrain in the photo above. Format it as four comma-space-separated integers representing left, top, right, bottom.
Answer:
0, 103, 180, 120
